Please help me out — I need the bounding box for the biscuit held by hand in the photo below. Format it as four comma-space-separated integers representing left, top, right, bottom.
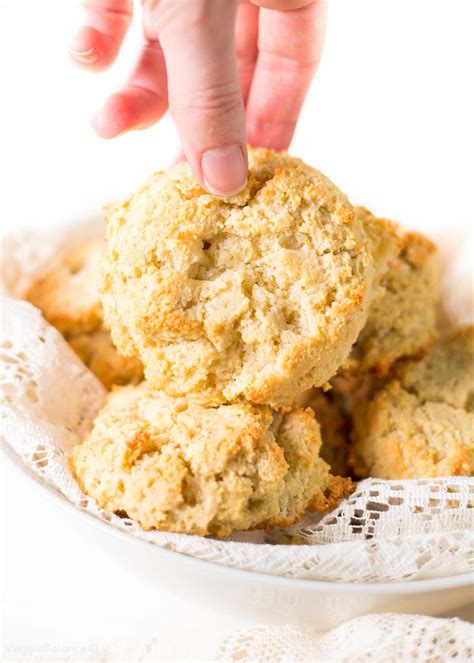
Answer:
101, 148, 391, 408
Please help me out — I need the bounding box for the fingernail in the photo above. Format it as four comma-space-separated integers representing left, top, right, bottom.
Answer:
68, 45, 98, 65
201, 145, 247, 196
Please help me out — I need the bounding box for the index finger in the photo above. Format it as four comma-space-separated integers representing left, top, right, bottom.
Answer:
245, 1, 327, 150
152, 0, 247, 196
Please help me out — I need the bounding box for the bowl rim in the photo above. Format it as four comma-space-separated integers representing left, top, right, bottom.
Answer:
3, 442, 473, 594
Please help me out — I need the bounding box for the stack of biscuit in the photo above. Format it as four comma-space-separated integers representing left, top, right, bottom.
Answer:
26, 148, 473, 537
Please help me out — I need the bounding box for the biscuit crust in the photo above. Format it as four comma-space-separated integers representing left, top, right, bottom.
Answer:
101, 148, 385, 408
350, 327, 474, 479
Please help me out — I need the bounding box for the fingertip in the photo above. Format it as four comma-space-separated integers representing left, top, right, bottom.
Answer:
68, 27, 118, 72
92, 87, 168, 139
91, 94, 128, 138
91, 114, 121, 139
246, 116, 295, 151
68, 45, 99, 67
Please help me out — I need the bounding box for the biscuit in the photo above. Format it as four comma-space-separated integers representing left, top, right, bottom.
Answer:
26, 238, 104, 335
101, 148, 396, 409
69, 329, 143, 390
298, 387, 350, 476
350, 327, 474, 479
341, 208, 438, 380
26, 239, 143, 389
71, 383, 352, 537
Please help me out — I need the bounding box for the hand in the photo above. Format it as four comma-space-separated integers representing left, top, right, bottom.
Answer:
69, 0, 327, 196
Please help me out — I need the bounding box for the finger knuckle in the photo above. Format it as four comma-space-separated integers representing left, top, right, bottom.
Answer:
83, 0, 133, 19
152, 0, 210, 34
173, 82, 242, 118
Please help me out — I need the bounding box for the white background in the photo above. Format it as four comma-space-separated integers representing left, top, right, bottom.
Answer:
1, 0, 473, 658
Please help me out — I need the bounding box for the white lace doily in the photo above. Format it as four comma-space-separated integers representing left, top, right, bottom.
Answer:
1, 225, 473, 584
215, 614, 474, 662
54, 614, 473, 661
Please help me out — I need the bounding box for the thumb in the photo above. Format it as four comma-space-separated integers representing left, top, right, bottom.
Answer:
148, 0, 247, 196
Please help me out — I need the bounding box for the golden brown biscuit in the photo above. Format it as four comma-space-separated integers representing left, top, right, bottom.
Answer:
341, 208, 438, 380
71, 383, 352, 537
26, 239, 143, 389
350, 327, 474, 479
101, 148, 396, 409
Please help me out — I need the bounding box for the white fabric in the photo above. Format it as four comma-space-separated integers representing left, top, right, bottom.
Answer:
1, 226, 473, 661
52, 615, 473, 661
215, 614, 474, 663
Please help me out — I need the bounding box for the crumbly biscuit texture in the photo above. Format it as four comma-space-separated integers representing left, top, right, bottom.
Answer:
26, 239, 143, 389
342, 208, 438, 377
71, 383, 351, 536
351, 327, 474, 479
396, 325, 473, 409
298, 387, 350, 476
101, 148, 390, 408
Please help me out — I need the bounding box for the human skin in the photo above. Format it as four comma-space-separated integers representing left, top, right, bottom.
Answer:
69, 0, 327, 195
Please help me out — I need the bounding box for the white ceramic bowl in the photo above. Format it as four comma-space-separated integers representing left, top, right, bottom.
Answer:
3, 444, 473, 628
